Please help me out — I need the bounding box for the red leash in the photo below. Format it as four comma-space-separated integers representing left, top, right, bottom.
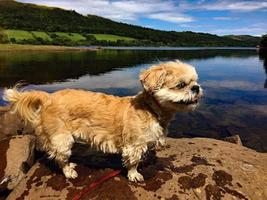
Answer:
72, 169, 122, 200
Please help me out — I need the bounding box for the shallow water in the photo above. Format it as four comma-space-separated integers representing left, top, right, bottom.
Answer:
0, 48, 266, 152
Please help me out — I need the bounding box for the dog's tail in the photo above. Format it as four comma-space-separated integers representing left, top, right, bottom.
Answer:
3, 88, 49, 125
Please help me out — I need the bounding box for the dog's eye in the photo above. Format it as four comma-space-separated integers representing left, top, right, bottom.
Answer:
176, 82, 186, 89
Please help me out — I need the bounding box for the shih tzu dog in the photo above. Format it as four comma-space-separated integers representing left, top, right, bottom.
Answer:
3, 60, 203, 182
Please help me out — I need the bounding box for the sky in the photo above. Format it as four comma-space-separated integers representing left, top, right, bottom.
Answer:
18, 0, 267, 36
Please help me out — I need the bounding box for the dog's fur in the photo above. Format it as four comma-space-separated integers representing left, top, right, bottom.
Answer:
3, 60, 203, 182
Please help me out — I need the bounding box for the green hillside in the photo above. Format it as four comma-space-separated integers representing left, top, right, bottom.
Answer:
0, 0, 261, 47
90, 34, 134, 42
1, 29, 136, 46
4, 29, 35, 41
223, 35, 260, 44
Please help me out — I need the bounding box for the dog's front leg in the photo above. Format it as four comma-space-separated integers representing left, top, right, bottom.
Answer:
49, 133, 78, 179
122, 145, 147, 182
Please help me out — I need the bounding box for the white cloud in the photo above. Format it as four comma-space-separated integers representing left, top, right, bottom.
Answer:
111, 0, 174, 13
180, 0, 267, 12
16, 0, 267, 35
210, 26, 267, 36
192, 1, 267, 11
148, 13, 194, 23
18, 0, 267, 24
213, 16, 238, 20
18, 0, 193, 23
179, 23, 215, 28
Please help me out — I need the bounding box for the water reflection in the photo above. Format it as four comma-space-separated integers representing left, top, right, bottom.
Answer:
0, 49, 257, 87
0, 49, 266, 152
258, 49, 267, 88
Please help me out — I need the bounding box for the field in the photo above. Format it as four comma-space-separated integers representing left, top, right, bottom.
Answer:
4, 30, 35, 41
31, 31, 52, 41
89, 34, 135, 41
1, 29, 136, 45
54, 32, 86, 42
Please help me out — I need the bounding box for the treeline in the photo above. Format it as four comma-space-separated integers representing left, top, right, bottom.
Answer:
5, 37, 159, 47
8, 33, 98, 46
260, 35, 267, 47
0, 28, 8, 43
0, 0, 261, 47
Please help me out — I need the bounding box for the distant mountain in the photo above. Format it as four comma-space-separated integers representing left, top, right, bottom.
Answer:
224, 35, 260, 44
0, 0, 260, 47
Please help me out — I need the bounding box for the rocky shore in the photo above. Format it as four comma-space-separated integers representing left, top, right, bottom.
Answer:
1, 106, 267, 200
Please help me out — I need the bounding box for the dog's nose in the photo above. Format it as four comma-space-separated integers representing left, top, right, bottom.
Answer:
191, 85, 200, 93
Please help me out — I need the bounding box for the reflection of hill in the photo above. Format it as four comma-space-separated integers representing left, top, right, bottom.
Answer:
258, 49, 267, 88
0, 49, 257, 87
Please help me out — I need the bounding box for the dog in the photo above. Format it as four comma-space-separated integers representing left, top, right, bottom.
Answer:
3, 60, 203, 182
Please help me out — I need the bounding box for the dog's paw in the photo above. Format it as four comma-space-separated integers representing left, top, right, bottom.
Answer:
63, 163, 78, 179
128, 171, 144, 182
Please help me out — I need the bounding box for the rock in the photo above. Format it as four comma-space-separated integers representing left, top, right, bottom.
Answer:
223, 135, 243, 146
0, 135, 35, 191
7, 138, 267, 200
0, 106, 33, 141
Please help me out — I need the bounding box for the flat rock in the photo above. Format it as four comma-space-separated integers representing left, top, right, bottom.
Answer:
0, 135, 35, 191
7, 138, 267, 200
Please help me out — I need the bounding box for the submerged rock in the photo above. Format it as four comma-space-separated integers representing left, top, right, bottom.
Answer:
223, 135, 243, 146
6, 138, 267, 200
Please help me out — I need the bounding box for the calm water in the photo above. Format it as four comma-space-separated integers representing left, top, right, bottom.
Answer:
0, 48, 266, 152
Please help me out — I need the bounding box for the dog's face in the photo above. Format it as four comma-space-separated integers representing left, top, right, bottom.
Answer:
140, 61, 203, 111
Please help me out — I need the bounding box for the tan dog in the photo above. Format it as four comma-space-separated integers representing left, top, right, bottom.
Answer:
3, 60, 203, 182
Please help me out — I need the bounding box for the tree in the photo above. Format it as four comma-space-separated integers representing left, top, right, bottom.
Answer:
260, 34, 267, 48
0, 27, 8, 43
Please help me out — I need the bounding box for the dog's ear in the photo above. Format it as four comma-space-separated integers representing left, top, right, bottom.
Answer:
139, 67, 166, 92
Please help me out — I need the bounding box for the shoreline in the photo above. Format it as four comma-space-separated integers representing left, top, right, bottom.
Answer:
0, 44, 258, 52
0, 44, 98, 51
102, 46, 257, 50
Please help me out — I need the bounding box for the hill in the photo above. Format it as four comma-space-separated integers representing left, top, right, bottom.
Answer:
0, 0, 260, 47
259, 34, 267, 47
224, 35, 260, 44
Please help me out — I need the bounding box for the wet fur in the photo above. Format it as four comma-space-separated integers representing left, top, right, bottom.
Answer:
3, 60, 203, 182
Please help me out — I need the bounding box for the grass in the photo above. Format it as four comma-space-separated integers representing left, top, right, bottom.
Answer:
54, 32, 86, 42
1, 29, 136, 45
31, 31, 52, 41
4, 29, 35, 41
90, 34, 135, 41
4, 30, 87, 43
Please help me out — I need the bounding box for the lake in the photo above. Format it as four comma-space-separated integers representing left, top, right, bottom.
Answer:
0, 48, 266, 152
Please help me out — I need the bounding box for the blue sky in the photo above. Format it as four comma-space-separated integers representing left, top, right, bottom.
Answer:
18, 0, 267, 36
